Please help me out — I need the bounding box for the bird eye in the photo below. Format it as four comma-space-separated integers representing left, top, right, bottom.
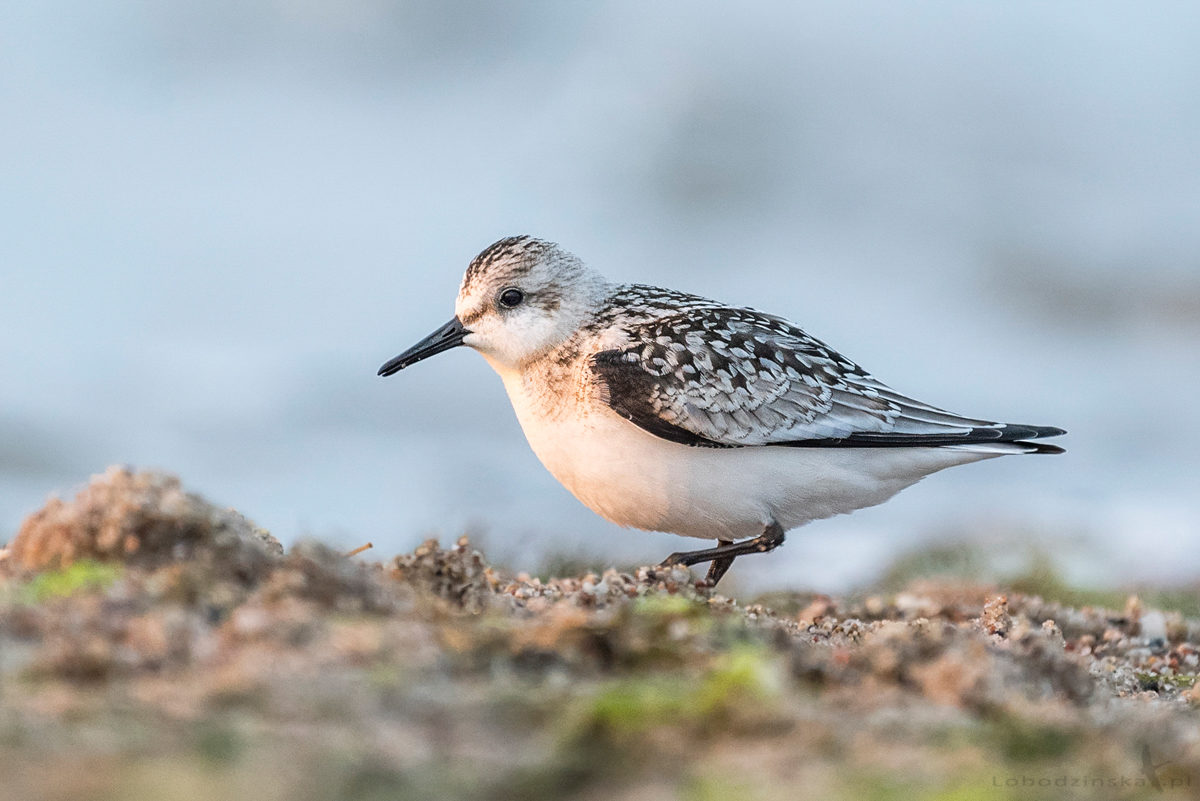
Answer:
498, 288, 524, 308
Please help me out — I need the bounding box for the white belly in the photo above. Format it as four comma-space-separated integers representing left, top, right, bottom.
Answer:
491, 360, 1001, 542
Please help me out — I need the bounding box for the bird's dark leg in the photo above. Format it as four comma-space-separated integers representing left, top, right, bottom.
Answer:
704, 541, 735, 586
659, 523, 785, 587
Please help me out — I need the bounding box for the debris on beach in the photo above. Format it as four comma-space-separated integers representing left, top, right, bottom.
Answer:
1, 469, 1197, 800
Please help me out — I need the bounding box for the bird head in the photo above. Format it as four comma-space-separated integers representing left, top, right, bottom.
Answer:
378, 236, 608, 376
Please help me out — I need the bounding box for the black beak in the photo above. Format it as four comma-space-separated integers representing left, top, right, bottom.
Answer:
378, 317, 469, 376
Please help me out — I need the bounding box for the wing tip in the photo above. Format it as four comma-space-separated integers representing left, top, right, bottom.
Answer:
981, 423, 1066, 454
1012, 440, 1067, 455
777, 421, 1067, 450
1012, 424, 1066, 439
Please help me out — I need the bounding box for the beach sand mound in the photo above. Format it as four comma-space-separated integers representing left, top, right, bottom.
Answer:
5, 466, 282, 579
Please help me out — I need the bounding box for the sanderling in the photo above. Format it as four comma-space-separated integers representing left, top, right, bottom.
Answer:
379, 236, 1065, 586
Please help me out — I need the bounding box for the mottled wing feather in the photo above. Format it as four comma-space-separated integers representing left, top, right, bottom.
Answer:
589, 304, 1051, 448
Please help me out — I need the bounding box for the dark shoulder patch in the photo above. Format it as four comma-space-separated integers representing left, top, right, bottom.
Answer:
590, 349, 732, 448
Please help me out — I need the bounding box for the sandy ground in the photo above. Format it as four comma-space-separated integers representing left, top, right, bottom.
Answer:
1, 468, 1198, 801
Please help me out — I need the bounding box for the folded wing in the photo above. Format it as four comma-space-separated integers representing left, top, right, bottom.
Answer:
589, 305, 1064, 450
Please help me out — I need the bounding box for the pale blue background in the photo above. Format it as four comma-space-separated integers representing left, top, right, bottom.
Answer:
3, 3, 1198, 590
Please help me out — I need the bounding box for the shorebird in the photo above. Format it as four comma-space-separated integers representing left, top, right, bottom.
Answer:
379, 236, 1064, 586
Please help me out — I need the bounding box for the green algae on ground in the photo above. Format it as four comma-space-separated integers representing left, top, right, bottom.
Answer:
680, 773, 763, 801
630, 592, 703, 619
576, 644, 780, 739
982, 712, 1079, 763
19, 559, 122, 604
1135, 671, 1199, 691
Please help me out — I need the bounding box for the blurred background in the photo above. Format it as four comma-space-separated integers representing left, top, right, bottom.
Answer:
2, 2, 1197, 592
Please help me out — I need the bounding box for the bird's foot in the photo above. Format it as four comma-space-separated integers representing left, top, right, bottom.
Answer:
658, 523, 785, 587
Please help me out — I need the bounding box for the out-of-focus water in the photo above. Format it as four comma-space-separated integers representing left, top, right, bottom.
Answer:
3, 2, 1198, 591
